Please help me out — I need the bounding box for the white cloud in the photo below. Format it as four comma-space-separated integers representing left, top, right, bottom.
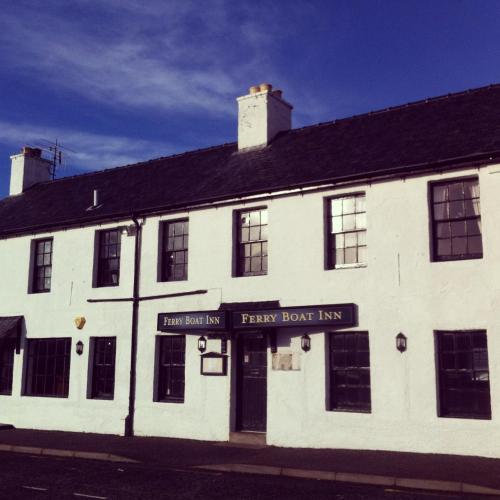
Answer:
0, 120, 182, 172
0, 1, 290, 116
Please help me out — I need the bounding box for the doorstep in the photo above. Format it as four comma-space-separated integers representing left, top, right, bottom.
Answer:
229, 432, 266, 446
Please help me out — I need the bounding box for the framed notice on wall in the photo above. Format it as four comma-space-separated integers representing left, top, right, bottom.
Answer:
200, 352, 228, 376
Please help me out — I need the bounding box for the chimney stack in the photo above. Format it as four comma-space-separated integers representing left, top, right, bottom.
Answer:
9, 146, 51, 195
237, 83, 293, 150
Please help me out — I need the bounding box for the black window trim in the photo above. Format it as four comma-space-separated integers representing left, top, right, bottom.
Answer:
29, 237, 53, 294
234, 205, 268, 277
94, 227, 122, 288
154, 334, 186, 404
88, 336, 116, 400
429, 175, 483, 263
159, 218, 189, 282
435, 329, 491, 420
0, 339, 15, 396
325, 192, 367, 270
23, 337, 72, 399
327, 330, 371, 414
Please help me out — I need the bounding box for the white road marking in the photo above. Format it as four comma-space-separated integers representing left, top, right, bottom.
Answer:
22, 485, 48, 491
73, 493, 108, 499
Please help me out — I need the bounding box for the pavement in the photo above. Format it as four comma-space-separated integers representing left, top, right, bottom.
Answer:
0, 427, 499, 497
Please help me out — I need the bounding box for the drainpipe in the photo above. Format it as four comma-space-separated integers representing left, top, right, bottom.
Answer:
124, 216, 142, 437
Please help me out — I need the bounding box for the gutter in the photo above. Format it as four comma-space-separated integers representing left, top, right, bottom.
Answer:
1, 150, 499, 239
124, 215, 142, 437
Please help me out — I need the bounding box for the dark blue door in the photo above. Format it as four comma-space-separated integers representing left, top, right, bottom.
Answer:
237, 333, 267, 432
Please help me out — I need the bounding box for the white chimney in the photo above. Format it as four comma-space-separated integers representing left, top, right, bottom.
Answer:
237, 83, 293, 150
9, 147, 51, 195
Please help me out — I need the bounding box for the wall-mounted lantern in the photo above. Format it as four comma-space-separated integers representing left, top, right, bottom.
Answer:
301, 334, 311, 352
76, 340, 84, 356
198, 335, 207, 353
396, 332, 407, 353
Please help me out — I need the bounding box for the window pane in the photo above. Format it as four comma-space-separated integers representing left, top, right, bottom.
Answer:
331, 199, 342, 216
433, 184, 448, 203
343, 214, 356, 231
342, 197, 355, 214
448, 182, 463, 201
331, 216, 342, 233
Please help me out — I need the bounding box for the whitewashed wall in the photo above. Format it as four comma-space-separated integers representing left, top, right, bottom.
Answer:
1, 165, 500, 457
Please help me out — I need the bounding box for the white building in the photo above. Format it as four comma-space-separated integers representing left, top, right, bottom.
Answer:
1, 83, 500, 458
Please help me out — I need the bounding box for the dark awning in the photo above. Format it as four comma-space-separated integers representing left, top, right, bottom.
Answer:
0, 316, 23, 340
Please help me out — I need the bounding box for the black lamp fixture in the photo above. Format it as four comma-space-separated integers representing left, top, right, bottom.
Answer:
198, 335, 207, 353
76, 340, 84, 356
301, 334, 311, 352
396, 332, 407, 353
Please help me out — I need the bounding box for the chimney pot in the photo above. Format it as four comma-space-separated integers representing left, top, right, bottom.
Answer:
249, 85, 260, 94
259, 83, 272, 92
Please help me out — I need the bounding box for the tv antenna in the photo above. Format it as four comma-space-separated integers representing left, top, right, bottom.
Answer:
31, 139, 76, 180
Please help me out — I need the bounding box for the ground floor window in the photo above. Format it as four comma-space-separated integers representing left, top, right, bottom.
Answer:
0, 340, 15, 395
24, 338, 71, 398
155, 335, 185, 403
89, 337, 116, 400
329, 331, 371, 412
436, 330, 491, 419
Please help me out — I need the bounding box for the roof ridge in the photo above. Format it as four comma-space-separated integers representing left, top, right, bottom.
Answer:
33, 81, 500, 186
289, 82, 500, 134
40, 141, 237, 186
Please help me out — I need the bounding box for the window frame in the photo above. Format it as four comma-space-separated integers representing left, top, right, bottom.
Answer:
429, 176, 483, 262
234, 206, 268, 277
30, 237, 53, 294
328, 331, 371, 413
154, 335, 186, 404
88, 337, 116, 400
326, 193, 367, 269
160, 219, 189, 282
95, 228, 122, 287
0, 339, 15, 396
435, 330, 491, 420
23, 338, 71, 398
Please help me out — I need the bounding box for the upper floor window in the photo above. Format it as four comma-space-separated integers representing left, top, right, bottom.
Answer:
161, 220, 188, 281
24, 338, 71, 398
327, 194, 366, 268
436, 330, 490, 419
32, 238, 53, 293
431, 178, 482, 261
236, 208, 268, 276
97, 229, 121, 287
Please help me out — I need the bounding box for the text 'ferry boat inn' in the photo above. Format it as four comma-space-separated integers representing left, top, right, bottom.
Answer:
1, 82, 500, 458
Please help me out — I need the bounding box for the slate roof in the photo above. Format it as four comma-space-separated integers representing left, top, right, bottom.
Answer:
2, 83, 500, 237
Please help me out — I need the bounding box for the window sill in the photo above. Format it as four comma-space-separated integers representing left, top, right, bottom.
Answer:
94, 283, 120, 288
29, 290, 51, 294
327, 408, 371, 414
234, 273, 268, 278
330, 263, 367, 271
22, 394, 69, 399
438, 413, 491, 420
432, 255, 483, 263
155, 399, 184, 404
88, 396, 114, 401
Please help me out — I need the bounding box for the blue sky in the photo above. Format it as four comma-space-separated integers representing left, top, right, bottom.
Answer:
1, 0, 499, 198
